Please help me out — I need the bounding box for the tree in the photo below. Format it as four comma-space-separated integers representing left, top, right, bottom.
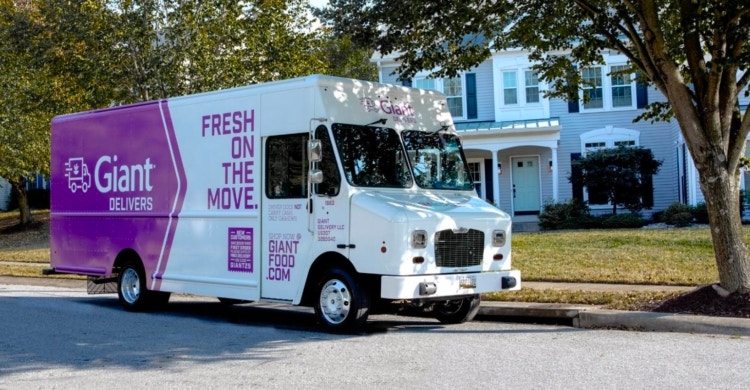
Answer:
322, 0, 750, 295
312, 5, 378, 81
1, 0, 125, 225
0, 0, 332, 226
570, 146, 662, 215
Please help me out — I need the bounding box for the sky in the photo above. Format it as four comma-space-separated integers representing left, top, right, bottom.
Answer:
309, 0, 328, 8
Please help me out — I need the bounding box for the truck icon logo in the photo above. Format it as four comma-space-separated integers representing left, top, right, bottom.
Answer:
360, 97, 379, 113
64, 157, 92, 193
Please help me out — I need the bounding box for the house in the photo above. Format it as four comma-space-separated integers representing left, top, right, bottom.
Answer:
0, 174, 49, 211
375, 49, 750, 229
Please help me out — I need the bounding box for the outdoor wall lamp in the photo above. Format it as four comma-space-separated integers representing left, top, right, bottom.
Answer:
549, 160, 553, 172
497, 163, 502, 175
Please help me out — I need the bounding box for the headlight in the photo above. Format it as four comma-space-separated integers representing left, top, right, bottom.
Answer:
492, 230, 506, 247
411, 230, 428, 249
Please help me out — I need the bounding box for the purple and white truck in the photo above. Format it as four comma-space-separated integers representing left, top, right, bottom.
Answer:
49, 75, 520, 331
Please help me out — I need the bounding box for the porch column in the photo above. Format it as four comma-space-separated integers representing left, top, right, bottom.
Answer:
492, 150, 501, 207
551, 147, 559, 202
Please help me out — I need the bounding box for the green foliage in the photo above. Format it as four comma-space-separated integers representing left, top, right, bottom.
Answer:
693, 202, 709, 224
569, 146, 661, 214
2, 0, 366, 223
664, 203, 694, 226
539, 199, 598, 230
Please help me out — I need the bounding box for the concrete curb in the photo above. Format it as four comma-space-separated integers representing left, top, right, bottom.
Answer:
479, 302, 750, 336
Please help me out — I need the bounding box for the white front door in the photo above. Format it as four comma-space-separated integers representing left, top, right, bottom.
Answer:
511, 156, 541, 214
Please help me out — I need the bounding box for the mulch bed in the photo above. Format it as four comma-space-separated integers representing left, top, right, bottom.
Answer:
650, 285, 750, 318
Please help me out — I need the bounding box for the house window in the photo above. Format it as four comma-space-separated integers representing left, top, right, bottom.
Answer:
611, 65, 633, 108
443, 77, 463, 117
525, 70, 540, 103
502, 71, 518, 105
581, 67, 603, 109
574, 64, 638, 112
579, 128, 641, 207
467, 162, 482, 198
415, 76, 465, 118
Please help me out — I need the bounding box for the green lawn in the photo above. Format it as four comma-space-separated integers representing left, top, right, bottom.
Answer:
512, 228, 720, 286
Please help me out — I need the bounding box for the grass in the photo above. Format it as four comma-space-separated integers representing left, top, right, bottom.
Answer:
512, 228, 720, 286
0, 210, 732, 308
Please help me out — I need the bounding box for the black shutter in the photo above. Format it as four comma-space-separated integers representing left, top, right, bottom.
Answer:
641, 148, 654, 208
484, 158, 494, 201
571, 153, 584, 201
466, 73, 478, 119
568, 66, 579, 113
636, 81, 648, 108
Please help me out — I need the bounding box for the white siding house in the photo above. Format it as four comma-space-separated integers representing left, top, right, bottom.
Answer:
375, 49, 750, 227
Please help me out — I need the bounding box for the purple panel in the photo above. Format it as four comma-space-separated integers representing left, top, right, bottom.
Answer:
50, 101, 185, 288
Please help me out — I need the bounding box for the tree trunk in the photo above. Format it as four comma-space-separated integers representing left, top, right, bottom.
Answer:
10, 178, 34, 226
698, 162, 750, 294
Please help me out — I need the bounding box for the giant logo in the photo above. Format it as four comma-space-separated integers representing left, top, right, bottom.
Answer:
360, 97, 415, 117
63, 155, 155, 211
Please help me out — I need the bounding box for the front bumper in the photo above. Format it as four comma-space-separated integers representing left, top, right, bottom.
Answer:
380, 270, 521, 299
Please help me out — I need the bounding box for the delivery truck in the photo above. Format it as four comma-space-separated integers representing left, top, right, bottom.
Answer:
48, 75, 520, 331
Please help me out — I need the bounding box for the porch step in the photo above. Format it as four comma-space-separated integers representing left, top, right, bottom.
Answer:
512, 220, 540, 233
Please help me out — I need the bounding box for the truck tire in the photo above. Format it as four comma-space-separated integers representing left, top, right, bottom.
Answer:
434, 294, 481, 324
314, 268, 370, 332
117, 261, 170, 311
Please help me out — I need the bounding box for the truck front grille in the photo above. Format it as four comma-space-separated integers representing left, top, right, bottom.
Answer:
434, 229, 484, 268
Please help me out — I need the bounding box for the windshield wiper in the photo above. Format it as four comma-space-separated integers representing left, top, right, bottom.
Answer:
431, 125, 450, 134
365, 118, 387, 126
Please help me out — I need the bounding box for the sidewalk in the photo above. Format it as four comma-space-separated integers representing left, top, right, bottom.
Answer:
2, 276, 749, 336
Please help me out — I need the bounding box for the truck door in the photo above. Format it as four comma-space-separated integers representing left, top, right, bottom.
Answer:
261, 133, 313, 301
310, 125, 350, 254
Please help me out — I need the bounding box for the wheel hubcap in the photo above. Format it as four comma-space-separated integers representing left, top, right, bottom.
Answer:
319, 279, 351, 325
121, 268, 141, 304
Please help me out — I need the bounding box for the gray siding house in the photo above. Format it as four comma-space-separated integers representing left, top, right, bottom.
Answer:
375, 50, 750, 227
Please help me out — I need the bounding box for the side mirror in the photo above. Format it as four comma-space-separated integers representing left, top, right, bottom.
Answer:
308, 139, 322, 162
309, 169, 324, 184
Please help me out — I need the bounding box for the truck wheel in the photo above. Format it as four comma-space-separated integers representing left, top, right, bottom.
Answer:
434, 294, 481, 324
117, 261, 169, 311
314, 268, 370, 332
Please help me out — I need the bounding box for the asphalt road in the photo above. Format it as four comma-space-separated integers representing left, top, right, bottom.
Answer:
1, 283, 749, 389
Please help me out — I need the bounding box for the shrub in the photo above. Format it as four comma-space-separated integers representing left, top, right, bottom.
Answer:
651, 210, 664, 223
601, 213, 646, 229
663, 202, 693, 225
671, 211, 694, 227
692, 202, 709, 224
539, 199, 592, 230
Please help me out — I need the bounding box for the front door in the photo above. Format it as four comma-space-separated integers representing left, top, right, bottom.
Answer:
511, 156, 541, 215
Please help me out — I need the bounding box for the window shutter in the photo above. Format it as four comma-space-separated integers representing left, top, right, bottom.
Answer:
401, 79, 412, 87
466, 73, 478, 119
641, 148, 654, 208
484, 158, 494, 201
636, 81, 648, 109
567, 66, 579, 113
571, 153, 584, 201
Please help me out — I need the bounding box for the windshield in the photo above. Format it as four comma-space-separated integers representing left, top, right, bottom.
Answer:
402, 130, 473, 190
332, 124, 413, 188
